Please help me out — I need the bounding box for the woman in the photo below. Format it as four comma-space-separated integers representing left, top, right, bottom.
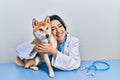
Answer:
16, 15, 81, 70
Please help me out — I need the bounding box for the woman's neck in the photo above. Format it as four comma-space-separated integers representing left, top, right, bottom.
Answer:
57, 40, 64, 46
57, 35, 67, 46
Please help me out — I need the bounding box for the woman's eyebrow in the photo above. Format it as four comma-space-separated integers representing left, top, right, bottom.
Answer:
57, 23, 62, 26
51, 26, 55, 28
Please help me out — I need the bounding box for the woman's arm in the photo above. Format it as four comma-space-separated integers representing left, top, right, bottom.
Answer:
52, 37, 81, 70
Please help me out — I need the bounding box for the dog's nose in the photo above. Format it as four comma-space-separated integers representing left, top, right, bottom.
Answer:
46, 34, 49, 38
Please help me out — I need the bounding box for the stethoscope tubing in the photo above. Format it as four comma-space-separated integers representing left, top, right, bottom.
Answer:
86, 61, 110, 71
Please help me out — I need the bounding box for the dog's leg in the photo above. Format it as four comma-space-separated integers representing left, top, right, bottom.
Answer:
24, 58, 38, 70
16, 56, 24, 66
43, 54, 54, 78
29, 56, 40, 71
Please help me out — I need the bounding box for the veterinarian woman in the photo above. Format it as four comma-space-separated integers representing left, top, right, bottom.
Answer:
16, 15, 81, 70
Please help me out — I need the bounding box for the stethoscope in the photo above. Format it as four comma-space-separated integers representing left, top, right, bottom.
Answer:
80, 61, 110, 76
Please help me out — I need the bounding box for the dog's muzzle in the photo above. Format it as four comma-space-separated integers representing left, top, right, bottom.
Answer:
46, 34, 49, 39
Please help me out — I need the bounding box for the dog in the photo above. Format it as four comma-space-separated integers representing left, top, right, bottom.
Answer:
16, 16, 57, 78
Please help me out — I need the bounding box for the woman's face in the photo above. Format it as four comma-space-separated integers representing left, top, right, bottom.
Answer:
51, 20, 66, 43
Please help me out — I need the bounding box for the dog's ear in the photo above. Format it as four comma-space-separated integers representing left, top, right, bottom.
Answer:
44, 16, 50, 24
32, 18, 39, 28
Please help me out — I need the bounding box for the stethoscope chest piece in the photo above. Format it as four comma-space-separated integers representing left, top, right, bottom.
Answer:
86, 65, 96, 76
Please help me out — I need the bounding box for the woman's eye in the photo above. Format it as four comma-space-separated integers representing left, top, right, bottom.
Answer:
51, 28, 55, 31
51, 27, 56, 31
58, 25, 63, 28
59, 25, 62, 27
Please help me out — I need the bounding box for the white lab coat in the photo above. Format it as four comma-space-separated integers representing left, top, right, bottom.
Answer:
16, 33, 81, 70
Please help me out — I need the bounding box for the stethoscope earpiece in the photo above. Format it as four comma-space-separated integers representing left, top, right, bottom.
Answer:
79, 66, 86, 70
86, 72, 95, 76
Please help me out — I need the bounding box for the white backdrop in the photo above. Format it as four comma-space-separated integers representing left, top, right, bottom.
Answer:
0, 0, 120, 62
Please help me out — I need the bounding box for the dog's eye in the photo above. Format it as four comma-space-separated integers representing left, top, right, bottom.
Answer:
39, 29, 43, 31
46, 27, 48, 30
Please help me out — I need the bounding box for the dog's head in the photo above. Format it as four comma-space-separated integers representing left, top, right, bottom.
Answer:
32, 16, 51, 42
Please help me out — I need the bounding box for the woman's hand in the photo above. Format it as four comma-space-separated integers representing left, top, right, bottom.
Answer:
35, 43, 57, 57
36, 43, 52, 53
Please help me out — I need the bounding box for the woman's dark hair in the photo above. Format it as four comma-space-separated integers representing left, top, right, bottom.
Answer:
49, 15, 67, 31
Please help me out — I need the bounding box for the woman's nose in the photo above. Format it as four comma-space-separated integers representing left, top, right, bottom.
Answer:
56, 27, 60, 32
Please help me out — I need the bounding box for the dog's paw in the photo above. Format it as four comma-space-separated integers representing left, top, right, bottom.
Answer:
24, 64, 29, 68
49, 72, 55, 78
30, 66, 39, 71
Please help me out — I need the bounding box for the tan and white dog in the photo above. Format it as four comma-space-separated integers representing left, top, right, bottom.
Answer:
16, 16, 57, 78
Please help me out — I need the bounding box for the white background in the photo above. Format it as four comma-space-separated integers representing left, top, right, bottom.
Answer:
0, 0, 120, 62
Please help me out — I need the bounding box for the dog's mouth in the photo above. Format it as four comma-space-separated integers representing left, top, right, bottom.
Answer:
34, 31, 49, 42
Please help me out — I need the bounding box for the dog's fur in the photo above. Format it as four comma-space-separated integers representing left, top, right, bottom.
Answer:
16, 16, 57, 78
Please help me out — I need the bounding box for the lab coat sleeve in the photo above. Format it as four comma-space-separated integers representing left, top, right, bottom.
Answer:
16, 41, 37, 60
51, 38, 81, 70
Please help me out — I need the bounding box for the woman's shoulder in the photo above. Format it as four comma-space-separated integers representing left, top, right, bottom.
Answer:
67, 33, 79, 42
65, 33, 80, 47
